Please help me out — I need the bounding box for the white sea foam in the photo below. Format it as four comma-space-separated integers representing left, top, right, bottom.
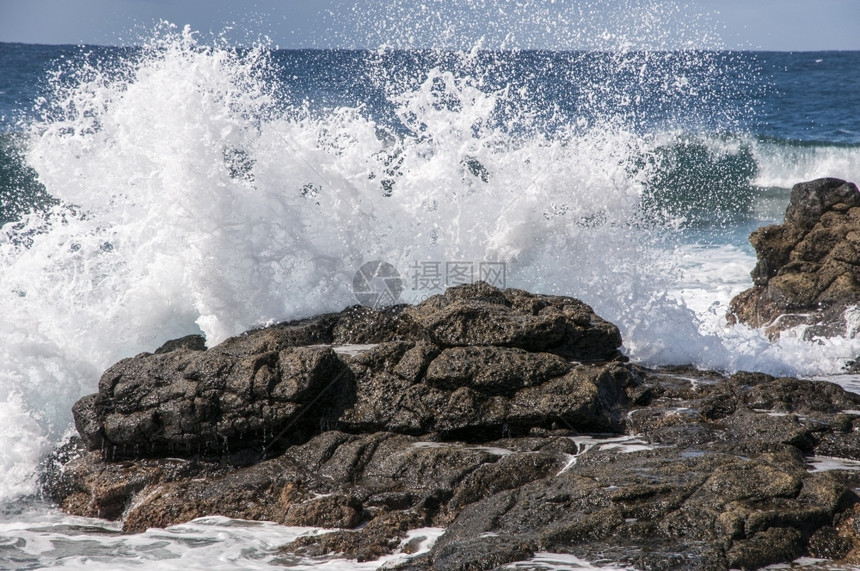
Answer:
806, 456, 860, 473
752, 138, 860, 190
501, 552, 636, 570
0, 504, 444, 570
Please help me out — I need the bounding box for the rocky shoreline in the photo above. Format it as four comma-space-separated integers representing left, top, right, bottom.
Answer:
44, 179, 860, 570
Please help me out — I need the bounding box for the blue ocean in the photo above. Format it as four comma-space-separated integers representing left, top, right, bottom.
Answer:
1, 12, 859, 569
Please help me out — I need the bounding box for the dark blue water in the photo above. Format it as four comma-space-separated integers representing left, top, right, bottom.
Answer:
755, 51, 860, 145
2, 44, 859, 142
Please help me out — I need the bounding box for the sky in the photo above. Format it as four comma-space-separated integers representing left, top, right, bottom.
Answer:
0, 0, 859, 51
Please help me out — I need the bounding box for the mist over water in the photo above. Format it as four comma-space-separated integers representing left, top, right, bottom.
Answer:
0, 2, 859, 507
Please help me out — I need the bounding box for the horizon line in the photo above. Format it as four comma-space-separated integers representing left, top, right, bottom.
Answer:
2, 41, 858, 54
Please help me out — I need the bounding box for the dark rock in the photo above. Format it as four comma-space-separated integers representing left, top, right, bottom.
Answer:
331, 304, 427, 344
76, 343, 348, 457
430, 535, 534, 571
429, 442, 849, 571
447, 451, 567, 511
46, 284, 860, 570
700, 370, 860, 418
57, 429, 574, 535
52, 364, 860, 570
50, 449, 227, 522
786, 177, 860, 231
70, 282, 624, 457
340, 345, 630, 437
816, 416, 860, 460
405, 283, 623, 361
154, 334, 207, 354
283, 510, 428, 562
70, 395, 101, 451
808, 526, 855, 561
729, 178, 860, 339
726, 527, 805, 570
283, 493, 363, 529
423, 346, 571, 394
411, 370, 860, 570
122, 457, 298, 533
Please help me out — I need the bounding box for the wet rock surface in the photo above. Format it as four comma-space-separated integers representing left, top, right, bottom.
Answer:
71, 282, 624, 459
729, 177, 860, 340
45, 282, 860, 570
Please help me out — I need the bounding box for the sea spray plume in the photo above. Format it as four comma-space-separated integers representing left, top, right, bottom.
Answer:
24, 23, 296, 345
333, 0, 756, 365
351, 46, 662, 303
348, 0, 765, 235
0, 25, 288, 497
15, 5, 749, 366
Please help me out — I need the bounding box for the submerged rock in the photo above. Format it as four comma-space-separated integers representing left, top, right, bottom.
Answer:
46, 281, 860, 570
729, 177, 860, 339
